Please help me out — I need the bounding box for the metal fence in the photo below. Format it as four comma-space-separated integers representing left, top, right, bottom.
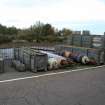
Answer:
0, 48, 14, 59
67, 35, 105, 49
55, 45, 105, 65
0, 46, 55, 60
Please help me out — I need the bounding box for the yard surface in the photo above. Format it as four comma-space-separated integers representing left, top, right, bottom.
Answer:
0, 65, 105, 105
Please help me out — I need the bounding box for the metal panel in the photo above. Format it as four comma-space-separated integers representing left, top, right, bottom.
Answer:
82, 30, 90, 35
14, 48, 19, 60
0, 48, 14, 59
55, 45, 73, 56
87, 48, 105, 65
20, 48, 48, 72
0, 58, 4, 73
72, 35, 82, 46
92, 35, 104, 49
23, 52, 31, 70
66, 34, 105, 49
31, 53, 48, 72
18, 48, 24, 63
72, 31, 81, 35
81, 35, 92, 48
66, 36, 73, 45
55, 45, 105, 65
55, 45, 64, 55
63, 46, 73, 52
72, 47, 88, 56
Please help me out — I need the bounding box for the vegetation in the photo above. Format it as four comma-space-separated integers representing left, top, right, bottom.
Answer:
0, 21, 72, 44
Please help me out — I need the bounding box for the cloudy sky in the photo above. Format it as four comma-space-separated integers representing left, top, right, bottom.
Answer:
0, 0, 105, 34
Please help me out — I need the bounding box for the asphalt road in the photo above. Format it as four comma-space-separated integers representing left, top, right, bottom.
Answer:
0, 66, 105, 105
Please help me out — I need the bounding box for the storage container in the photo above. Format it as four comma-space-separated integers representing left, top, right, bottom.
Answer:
14, 47, 48, 72
23, 48, 48, 72
31, 52, 48, 72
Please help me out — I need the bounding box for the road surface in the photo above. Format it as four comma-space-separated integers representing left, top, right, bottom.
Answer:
0, 66, 105, 105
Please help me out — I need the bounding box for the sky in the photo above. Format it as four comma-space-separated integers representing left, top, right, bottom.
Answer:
0, 0, 105, 34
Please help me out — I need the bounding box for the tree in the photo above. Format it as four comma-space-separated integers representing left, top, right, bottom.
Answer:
29, 21, 44, 42
0, 24, 7, 34
0, 22, 73, 44
7, 26, 18, 35
60, 28, 72, 36
42, 24, 55, 36
17, 29, 34, 41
